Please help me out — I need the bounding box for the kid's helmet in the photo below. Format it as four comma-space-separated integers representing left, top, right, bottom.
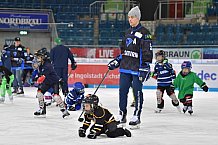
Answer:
72, 82, 85, 95
34, 48, 50, 65
155, 50, 165, 58
83, 94, 99, 108
181, 61, 192, 69
34, 48, 50, 60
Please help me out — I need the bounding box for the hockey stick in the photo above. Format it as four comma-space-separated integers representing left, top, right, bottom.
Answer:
78, 69, 110, 122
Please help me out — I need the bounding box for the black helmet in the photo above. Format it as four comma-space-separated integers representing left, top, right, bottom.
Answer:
155, 50, 165, 57
83, 94, 99, 108
34, 48, 50, 60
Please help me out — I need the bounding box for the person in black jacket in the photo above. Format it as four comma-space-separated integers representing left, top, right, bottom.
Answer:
33, 48, 70, 118
78, 94, 131, 139
50, 38, 77, 96
108, 6, 153, 126
10, 37, 27, 94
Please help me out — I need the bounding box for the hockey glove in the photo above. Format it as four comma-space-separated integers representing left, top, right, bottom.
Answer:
107, 55, 122, 70
71, 62, 77, 70
201, 83, 209, 92
36, 75, 46, 84
139, 63, 150, 82
78, 127, 86, 137
87, 131, 97, 139
150, 72, 157, 79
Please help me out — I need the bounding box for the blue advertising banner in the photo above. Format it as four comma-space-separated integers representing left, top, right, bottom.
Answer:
0, 12, 49, 30
203, 48, 218, 59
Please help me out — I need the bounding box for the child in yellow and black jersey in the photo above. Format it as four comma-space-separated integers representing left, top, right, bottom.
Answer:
78, 94, 131, 139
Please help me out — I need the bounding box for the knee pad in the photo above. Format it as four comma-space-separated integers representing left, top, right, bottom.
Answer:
53, 94, 65, 109
36, 91, 44, 107
169, 94, 179, 106
156, 89, 163, 104
184, 95, 193, 106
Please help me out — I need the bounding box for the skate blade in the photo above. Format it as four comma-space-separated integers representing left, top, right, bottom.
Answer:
129, 125, 140, 130
34, 115, 46, 118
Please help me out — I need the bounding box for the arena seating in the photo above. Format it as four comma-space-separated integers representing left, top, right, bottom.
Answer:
0, 0, 129, 45
155, 23, 218, 45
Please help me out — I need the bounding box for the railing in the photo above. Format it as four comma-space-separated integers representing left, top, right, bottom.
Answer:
89, 0, 136, 19
154, 0, 194, 20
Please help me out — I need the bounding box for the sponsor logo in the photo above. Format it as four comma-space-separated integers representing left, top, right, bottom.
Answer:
197, 70, 217, 80
123, 50, 138, 58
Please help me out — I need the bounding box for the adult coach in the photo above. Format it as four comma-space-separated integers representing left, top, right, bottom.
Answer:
50, 38, 77, 96
108, 6, 153, 126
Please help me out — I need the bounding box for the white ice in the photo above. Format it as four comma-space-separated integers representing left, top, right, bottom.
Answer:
0, 87, 218, 145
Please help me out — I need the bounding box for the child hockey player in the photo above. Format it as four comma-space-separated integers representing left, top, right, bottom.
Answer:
78, 94, 131, 139
0, 66, 14, 103
173, 61, 209, 115
151, 50, 181, 113
65, 82, 85, 111
33, 48, 70, 118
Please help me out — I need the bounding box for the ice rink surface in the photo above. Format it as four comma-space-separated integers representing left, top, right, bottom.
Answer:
0, 87, 218, 145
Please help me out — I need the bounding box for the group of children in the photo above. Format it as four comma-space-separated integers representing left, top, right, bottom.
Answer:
151, 50, 208, 115
0, 47, 209, 139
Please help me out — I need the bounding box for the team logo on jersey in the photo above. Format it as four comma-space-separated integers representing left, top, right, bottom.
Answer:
13, 52, 17, 56
126, 38, 133, 47
124, 50, 138, 58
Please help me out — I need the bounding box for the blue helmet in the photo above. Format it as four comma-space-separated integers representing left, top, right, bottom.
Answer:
181, 61, 192, 69
73, 82, 85, 95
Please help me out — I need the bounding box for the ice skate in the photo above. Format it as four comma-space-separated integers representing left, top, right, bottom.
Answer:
0, 97, 5, 103
187, 106, 193, 115
154, 108, 163, 113
17, 88, 24, 96
12, 89, 17, 95
182, 106, 188, 113
116, 111, 127, 125
34, 104, 46, 118
129, 115, 140, 130
61, 109, 70, 118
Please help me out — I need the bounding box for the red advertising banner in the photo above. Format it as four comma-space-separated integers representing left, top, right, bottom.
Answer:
68, 64, 120, 85
70, 47, 120, 58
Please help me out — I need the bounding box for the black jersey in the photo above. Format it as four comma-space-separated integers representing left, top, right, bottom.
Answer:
81, 106, 116, 135
10, 44, 27, 67
119, 23, 153, 75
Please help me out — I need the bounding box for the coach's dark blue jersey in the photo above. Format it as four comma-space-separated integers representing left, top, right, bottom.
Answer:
38, 60, 60, 84
119, 23, 153, 75
153, 61, 175, 87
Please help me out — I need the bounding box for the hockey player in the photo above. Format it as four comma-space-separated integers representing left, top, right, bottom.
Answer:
107, 6, 153, 126
78, 94, 131, 139
173, 61, 209, 115
1, 44, 11, 70
150, 50, 181, 113
0, 65, 14, 103
33, 48, 70, 118
65, 82, 85, 111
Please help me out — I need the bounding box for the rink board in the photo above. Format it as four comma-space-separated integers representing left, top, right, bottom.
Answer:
68, 63, 218, 92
